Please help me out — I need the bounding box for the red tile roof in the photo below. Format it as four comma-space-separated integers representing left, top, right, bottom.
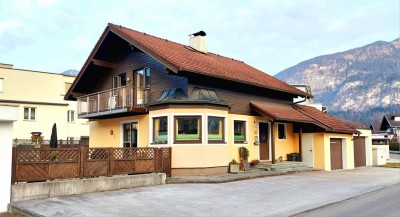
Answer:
294, 105, 358, 134
250, 101, 358, 134
108, 23, 309, 97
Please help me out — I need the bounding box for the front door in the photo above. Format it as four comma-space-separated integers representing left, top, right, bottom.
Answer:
123, 122, 138, 148
301, 134, 314, 167
259, 122, 270, 160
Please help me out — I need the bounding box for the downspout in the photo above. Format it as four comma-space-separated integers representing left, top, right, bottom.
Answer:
271, 121, 275, 164
292, 96, 308, 163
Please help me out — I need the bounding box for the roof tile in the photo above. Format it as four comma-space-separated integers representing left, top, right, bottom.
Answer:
108, 24, 309, 97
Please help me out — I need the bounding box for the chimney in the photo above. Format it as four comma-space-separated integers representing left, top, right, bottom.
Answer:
189, 31, 207, 54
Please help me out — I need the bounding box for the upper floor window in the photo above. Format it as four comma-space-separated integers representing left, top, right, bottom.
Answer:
278, 123, 286, 140
153, 116, 168, 144
208, 116, 224, 143
24, 107, 36, 120
234, 120, 246, 143
0, 78, 4, 92
113, 73, 127, 89
67, 110, 75, 122
174, 116, 201, 143
135, 67, 150, 90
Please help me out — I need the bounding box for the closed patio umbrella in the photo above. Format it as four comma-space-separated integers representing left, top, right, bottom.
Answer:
50, 123, 58, 148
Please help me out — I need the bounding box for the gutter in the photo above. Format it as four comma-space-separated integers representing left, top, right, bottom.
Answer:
291, 97, 334, 130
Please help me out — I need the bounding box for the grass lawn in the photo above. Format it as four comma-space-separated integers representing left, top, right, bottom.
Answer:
381, 162, 400, 168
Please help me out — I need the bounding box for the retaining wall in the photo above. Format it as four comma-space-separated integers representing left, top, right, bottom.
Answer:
11, 173, 166, 202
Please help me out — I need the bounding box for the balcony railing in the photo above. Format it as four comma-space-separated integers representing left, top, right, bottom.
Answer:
77, 87, 148, 116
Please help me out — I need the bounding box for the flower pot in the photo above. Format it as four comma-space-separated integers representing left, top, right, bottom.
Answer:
229, 163, 239, 174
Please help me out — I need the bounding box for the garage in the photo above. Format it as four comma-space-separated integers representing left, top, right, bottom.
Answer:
330, 138, 343, 170
353, 137, 366, 167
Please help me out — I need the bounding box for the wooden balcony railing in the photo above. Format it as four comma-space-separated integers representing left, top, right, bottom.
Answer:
77, 87, 148, 116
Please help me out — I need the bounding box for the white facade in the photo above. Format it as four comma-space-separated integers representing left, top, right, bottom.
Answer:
0, 64, 89, 141
0, 104, 18, 212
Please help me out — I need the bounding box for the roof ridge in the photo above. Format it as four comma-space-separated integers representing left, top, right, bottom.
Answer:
109, 24, 249, 64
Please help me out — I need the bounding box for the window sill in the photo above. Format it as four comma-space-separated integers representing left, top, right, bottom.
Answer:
234, 141, 248, 145
151, 141, 168, 145
23, 119, 36, 122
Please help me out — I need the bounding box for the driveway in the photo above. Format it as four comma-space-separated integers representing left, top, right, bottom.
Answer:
9, 167, 400, 217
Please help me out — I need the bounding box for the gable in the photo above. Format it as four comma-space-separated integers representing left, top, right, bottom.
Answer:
65, 23, 310, 101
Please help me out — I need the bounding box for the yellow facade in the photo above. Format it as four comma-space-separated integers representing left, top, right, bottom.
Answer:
311, 133, 354, 171
274, 123, 299, 161
88, 106, 308, 171
0, 64, 89, 140
88, 104, 359, 174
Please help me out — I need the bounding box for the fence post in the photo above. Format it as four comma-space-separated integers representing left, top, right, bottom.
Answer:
80, 147, 85, 179
11, 147, 17, 184
108, 148, 113, 176
154, 148, 159, 172
169, 147, 172, 177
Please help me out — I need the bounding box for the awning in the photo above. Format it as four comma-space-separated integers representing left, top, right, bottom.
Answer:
250, 101, 359, 134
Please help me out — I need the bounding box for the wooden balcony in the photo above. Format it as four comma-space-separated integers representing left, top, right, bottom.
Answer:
77, 87, 148, 118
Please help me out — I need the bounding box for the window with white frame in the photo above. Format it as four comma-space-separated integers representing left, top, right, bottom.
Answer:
24, 107, 36, 120
153, 116, 168, 144
208, 116, 225, 143
67, 110, 75, 122
234, 120, 246, 143
174, 116, 202, 143
278, 123, 286, 139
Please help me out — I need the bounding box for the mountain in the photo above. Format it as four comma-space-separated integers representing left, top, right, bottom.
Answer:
62, 69, 79, 76
275, 38, 400, 125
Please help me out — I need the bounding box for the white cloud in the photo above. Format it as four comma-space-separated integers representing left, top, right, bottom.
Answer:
0, 20, 23, 32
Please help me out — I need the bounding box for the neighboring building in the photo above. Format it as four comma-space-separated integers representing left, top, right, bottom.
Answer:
0, 63, 89, 141
292, 84, 326, 112
66, 24, 361, 175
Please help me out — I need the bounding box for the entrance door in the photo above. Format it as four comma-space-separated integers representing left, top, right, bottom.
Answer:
259, 122, 270, 160
123, 122, 138, 148
330, 138, 343, 170
354, 137, 366, 167
301, 134, 314, 167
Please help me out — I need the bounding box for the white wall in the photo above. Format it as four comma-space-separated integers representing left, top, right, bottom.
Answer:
0, 105, 18, 212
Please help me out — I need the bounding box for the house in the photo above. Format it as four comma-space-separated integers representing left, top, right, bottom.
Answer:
291, 84, 326, 112
65, 23, 362, 176
0, 64, 89, 142
379, 114, 400, 142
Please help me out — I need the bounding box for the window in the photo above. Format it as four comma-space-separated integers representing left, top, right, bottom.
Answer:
208, 116, 224, 143
135, 67, 150, 90
153, 116, 168, 144
24, 107, 36, 120
234, 120, 246, 143
135, 68, 150, 105
67, 110, 75, 122
113, 73, 127, 89
0, 78, 4, 92
278, 123, 286, 139
174, 116, 201, 143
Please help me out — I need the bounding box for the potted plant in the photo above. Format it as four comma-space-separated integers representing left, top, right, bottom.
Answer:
250, 159, 260, 167
229, 159, 239, 174
239, 147, 250, 171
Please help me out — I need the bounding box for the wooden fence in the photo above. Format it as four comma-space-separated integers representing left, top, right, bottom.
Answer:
11, 147, 172, 183
13, 139, 89, 148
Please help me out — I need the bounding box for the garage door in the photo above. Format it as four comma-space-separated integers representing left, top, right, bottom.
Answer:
353, 137, 366, 167
330, 138, 343, 170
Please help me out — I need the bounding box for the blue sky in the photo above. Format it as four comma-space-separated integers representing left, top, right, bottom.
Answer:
0, 0, 398, 75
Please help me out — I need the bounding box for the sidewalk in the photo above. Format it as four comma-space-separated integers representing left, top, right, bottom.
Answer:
166, 168, 313, 184
7, 167, 400, 217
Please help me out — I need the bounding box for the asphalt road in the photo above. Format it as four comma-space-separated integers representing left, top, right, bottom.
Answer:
294, 183, 400, 217
9, 167, 400, 217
